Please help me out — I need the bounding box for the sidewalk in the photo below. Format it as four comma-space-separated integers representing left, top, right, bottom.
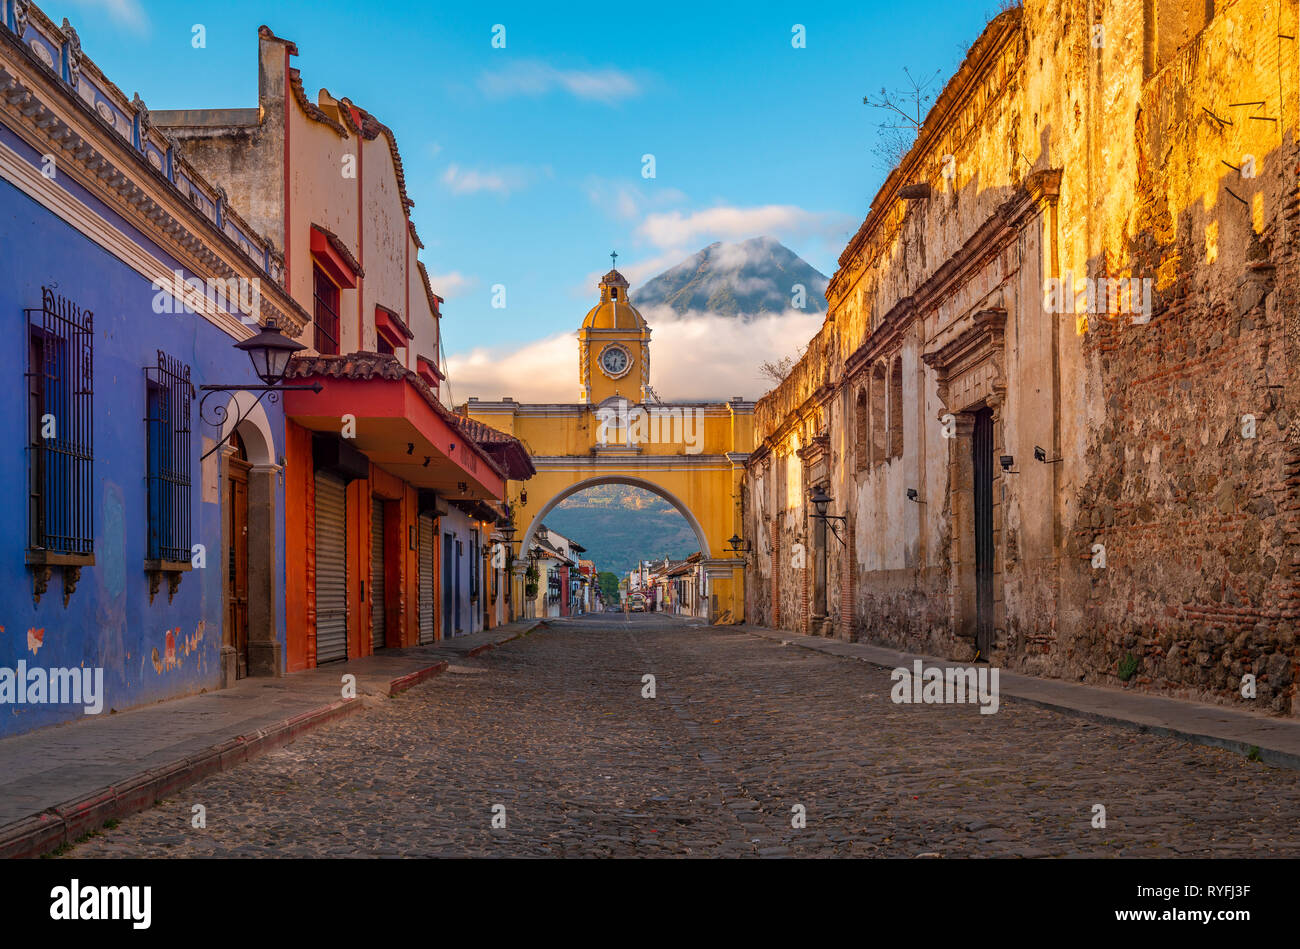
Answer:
740, 624, 1300, 770
0, 618, 545, 858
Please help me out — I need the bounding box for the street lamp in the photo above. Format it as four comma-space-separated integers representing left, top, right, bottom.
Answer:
808, 485, 847, 546
234, 320, 305, 386
199, 318, 322, 460
726, 534, 751, 556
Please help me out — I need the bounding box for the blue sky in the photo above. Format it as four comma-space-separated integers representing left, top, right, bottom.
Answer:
49, 0, 999, 398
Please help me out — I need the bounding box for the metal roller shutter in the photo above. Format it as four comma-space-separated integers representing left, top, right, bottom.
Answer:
314, 471, 348, 664
418, 514, 435, 644
371, 497, 386, 651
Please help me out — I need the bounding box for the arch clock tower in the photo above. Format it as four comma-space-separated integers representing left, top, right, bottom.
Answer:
577, 266, 652, 404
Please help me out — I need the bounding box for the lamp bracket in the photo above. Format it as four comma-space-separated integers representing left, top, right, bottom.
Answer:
197, 383, 322, 461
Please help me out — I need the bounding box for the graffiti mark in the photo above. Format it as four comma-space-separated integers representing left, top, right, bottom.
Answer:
150, 622, 207, 674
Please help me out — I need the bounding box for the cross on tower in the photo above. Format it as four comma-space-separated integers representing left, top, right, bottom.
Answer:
610, 250, 618, 269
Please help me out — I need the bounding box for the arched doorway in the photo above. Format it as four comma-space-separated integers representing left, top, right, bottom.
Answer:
218, 393, 282, 683
226, 432, 250, 678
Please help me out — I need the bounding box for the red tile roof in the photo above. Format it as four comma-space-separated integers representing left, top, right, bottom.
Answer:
285, 352, 536, 483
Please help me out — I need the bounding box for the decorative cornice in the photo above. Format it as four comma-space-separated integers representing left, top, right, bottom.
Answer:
0, 4, 299, 327
844, 294, 916, 378
921, 306, 1008, 415
287, 67, 347, 137
0, 50, 306, 335
831, 8, 1023, 295
257, 24, 299, 57
415, 259, 442, 318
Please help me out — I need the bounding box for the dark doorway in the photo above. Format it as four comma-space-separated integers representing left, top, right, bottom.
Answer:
454, 539, 463, 633
442, 532, 455, 638
226, 433, 250, 679
972, 407, 994, 659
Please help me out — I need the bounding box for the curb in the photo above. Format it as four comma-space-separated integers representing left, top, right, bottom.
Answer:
2, 620, 550, 858
0, 697, 364, 860
388, 660, 449, 696
467, 620, 544, 658
740, 625, 1300, 772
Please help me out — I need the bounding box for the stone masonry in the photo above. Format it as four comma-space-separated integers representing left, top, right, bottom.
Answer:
743, 0, 1300, 715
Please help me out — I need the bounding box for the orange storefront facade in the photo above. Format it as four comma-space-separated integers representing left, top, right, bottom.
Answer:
157, 24, 532, 672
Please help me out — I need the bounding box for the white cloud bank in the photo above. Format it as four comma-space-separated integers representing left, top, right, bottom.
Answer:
447, 306, 821, 405
426, 271, 476, 300
638, 204, 850, 249
441, 164, 532, 196
479, 61, 641, 104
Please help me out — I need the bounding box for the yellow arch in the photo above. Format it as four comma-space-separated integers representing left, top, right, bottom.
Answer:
520, 475, 712, 559
463, 397, 755, 622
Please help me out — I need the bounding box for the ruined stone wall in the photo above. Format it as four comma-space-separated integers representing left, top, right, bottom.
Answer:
1052, 0, 1300, 711
744, 0, 1300, 713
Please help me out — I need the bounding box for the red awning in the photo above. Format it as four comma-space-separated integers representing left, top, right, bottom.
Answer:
310, 224, 363, 289
284, 353, 506, 499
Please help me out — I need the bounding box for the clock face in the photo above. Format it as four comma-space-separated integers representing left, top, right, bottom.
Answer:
600, 345, 630, 378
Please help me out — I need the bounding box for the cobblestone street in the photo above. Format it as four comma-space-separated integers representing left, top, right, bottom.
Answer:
65, 616, 1300, 858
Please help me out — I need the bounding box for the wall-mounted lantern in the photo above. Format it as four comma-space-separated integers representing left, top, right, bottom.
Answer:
808, 485, 847, 547
199, 320, 321, 460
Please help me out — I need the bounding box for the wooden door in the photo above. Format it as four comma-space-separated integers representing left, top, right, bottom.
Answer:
227, 435, 250, 679
972, 408, 994, 660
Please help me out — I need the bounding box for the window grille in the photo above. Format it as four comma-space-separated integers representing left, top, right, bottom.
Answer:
27, 286, 94, 557
145, 350, 194, 563
313, 265, 340, 355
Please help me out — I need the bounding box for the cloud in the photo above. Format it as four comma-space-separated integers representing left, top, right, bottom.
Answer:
447, 308, 821, 404
449, 332, 579, 404
440, 164, 531, 196
426, 271, 476, 300
643, 308, 821, 399
584, 178, 688, 221
479, 61, 641, 104
63, 0, 149, 33
637, 204, 851, 249
576, 249, 682, 295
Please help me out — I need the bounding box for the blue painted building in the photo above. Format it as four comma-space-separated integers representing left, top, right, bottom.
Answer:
0, 1, 310, 737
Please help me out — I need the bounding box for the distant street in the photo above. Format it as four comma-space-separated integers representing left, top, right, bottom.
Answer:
65, 616, 1300, 858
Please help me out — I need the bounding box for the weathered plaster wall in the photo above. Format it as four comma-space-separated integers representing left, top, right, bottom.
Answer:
744, 0, 1299, 713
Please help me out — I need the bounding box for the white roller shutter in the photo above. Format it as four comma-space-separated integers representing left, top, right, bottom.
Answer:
418, 513, 435, 644
314, 471, 348, 664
